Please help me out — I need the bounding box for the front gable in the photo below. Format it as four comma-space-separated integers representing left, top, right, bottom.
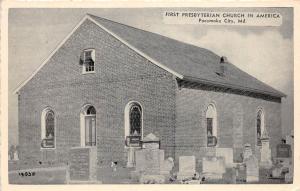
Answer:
15, 14, 284, 99
17, 17, 173, 94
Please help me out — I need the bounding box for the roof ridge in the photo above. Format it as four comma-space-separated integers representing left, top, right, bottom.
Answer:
87, 13, 285, 98
88, 13, 220, 58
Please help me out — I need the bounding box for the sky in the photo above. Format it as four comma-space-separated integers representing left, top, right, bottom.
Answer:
8, 8, 293, 146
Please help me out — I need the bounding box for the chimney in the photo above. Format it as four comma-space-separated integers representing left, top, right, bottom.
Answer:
216, 56, 227, 76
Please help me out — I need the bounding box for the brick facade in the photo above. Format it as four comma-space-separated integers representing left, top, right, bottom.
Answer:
18, 19, 176, 165
18, 18, 282, 170
175, 86, 281, 168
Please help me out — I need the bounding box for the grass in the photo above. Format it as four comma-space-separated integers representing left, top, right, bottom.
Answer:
9, 167, 67, 184
8, 161, 288, 184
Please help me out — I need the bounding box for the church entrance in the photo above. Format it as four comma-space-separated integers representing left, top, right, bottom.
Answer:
80, 105, 97, 147
85, 115, 96, 146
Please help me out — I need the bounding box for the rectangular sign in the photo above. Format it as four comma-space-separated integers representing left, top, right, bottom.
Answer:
163, 11, 282, 26
126, 136, 141, 147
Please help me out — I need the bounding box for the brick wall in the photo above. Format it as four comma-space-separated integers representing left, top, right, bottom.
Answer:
18, 19, 176, 166
18, 18, 282, 170
175, 86, 282, 165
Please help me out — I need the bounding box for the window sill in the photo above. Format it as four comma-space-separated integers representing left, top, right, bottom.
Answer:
71, 145, 97, 149
124, 146, 142, 149
40, 147, 56, 150
82, 71, 95, 75
206, 145, 219, 148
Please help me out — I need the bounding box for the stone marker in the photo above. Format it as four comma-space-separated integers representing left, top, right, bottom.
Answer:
134, 133, 166, 183
271, 165, 283, 178
160, 157, 174, 176
143, 142, 160, 149
13, 150, 19, 161
216, 148, 233, 167
142, 133, 160, 149
245, 155, 259, 183
243, 143, 253, 162
135, 147, 164, 174
68, 147, 97, 182
260, 138, 272, 168
285, 135, 294, 147
177, 156, 196, 180
276, 143, 291, 158
285, 164, 293, 183
202, 156, 226, 180
143, 133, 160, 142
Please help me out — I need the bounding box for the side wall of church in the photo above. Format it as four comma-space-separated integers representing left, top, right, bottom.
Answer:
175, 87, 282, 169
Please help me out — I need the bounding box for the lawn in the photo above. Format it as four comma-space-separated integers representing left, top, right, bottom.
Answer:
8, 162, 287, 184
9, 166, 67, 184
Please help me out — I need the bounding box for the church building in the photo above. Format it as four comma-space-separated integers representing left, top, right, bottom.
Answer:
15, 14, 285, 168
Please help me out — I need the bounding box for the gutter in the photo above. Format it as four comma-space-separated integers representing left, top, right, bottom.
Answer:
181, 76, 286, 98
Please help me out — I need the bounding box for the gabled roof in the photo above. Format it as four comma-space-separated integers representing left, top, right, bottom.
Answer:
89, 14, 285, 98
14, 14, 285, 98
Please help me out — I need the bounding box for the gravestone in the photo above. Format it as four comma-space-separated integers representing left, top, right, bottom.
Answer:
271, 164, 283, 178
202, 156, 226, 180
284, 136, 294, 183
13, 150, 19, 161
285, 164, 293, 183
134, 133, 166, 183
245, 155, 259, 183
142, 133, 160, 149
135, 148, 164, 174
277, 143, 291, 158
243, 143, 253, 162
160, 157, 174, 176
177, 156, 196, 180
273, 158, 292, 179
68, 147, 97, 182
143, 142, 160, 149
285, 135, 294, 150
260, 138, 272, 168
216, 148, 233, 167
135, 133, 164, 174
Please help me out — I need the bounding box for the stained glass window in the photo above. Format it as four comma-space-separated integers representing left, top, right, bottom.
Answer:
206, 104, 217, 147
207, 118, 213, 136
257, 110, 262, 146
41, 109, 55, 148
46, 111, 55, 138
129, 104, 142, 136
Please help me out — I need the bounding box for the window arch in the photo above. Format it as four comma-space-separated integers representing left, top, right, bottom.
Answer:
256, 109, 265, 146
41, 107, 55, 148
205, 104, 217, 147
80, 104, 96, 146
124, 101, 143, 141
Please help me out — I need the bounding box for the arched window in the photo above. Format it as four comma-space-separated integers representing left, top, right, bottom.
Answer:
206, 104, 217, 147
256, 109, 265, 146
124, 102, 143, 146
129, 104, 142, 135
41, 108, 55, 148
80, 105, 96, 146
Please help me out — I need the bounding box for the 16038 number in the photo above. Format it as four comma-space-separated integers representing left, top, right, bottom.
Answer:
18, 171, 36, 177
